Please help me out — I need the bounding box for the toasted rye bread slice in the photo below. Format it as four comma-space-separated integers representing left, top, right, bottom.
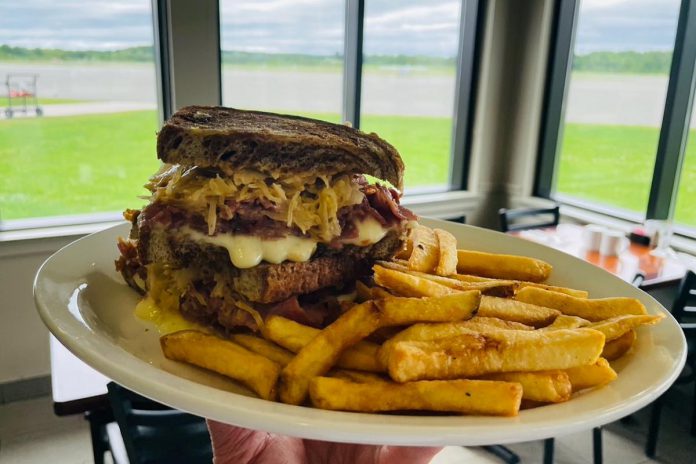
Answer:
157, 106, 405, 191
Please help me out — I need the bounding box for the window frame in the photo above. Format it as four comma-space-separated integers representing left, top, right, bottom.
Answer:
536, 0, 696, 234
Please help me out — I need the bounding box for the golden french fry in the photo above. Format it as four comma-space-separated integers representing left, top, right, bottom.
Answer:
371, 286, 394, 299
230, 334, 295, 366
355, 280, 373, 302
482, 371, 572, 403
587, 314, 663, 341
565, 358, 617, 392
263, 316, 383, 372
601, 329, 636, 361
377, 260, 516, 296
309, 377, 523, 416
434, 228, 458, 276
517, 282, 589, 299
376, 291, 481, 327
478, 296, 560, 327
161, 330, 280, 400
373, 265, 454, 297
515, 287, 647, 321
331, 369, 389, 383
279, 302, 381, 405
456, 250, 552, 282
394, 233, 414, 260
388, 328, 605, 382
408, 225, 440, 272
540, 314, 590, 330
452, 274, 588, 298
378, 318, 532, 369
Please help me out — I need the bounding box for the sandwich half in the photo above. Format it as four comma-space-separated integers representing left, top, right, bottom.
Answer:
116, 106, 416, 333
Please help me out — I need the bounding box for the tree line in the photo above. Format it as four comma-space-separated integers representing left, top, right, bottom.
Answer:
0, 45, 672, 74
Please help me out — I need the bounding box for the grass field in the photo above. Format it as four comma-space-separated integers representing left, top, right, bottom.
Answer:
0, 111, 695, 226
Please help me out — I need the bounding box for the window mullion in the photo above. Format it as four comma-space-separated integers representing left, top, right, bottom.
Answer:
342, 0, 364, 128
646, 0, 696, 220
534, 0, 579, 198
153, 0, 222, 120
448, 0, 480, 191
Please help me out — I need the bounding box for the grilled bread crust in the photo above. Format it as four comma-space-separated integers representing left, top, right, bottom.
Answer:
157, 106, 405, 191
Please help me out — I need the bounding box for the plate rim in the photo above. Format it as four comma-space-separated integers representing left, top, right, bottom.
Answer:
33, 220, 688, 446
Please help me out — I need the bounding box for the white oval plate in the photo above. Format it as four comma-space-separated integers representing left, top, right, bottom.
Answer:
34, 218, 686, 446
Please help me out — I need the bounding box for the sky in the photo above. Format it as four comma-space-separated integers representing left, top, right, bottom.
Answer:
0, 0, 683, 56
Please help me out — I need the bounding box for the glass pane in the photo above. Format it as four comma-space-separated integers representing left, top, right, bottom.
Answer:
0, 0, 159, 223
219, 0, 344, 122
674, 105, 696, 228
360, 0, 461, 191
554, 0, 681, 216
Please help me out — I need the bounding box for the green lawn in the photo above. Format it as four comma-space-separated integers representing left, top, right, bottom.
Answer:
1, 111, 695, 227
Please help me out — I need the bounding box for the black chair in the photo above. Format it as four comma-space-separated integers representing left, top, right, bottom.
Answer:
645, 270, 696, 458
498, 206, 560, 233
107, 382, 213, 464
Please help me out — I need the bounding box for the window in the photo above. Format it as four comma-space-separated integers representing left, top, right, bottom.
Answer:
0, 0, 159, 225
674, 103, 696, 228
219, 0, 344, 122
538, 0, 696, 236
360, 0, 463, 191
553, 0, 681, 216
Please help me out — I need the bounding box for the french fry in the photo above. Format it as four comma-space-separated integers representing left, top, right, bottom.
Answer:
376, 291, 481, 327
602, 329, 636, 361
434, 228, 458, 276
456, 249, 552, 282
452, 274, 588, 298
331, 369, 389, 383
478, 296, 560, 327
482, 371, 572, 403
565, 358, 617, 392
279, 302, 381, 405
355, 280, 373, 302
373, 265, 454, 297
161, 330, 280, 400
388, 328, 605, 382
587, 314, 663, 341
230, 334, 295, 366
408, 225, 439, 272
378, 318, 533, 368
371, 286, 394, 299
540, 314, 590, 330
263, 316, 383, 372
309, 377, 523, 416
394, 234, 414, 260
377, 260, 515, 296
517, 282, 589, 299
515, 287, 647, 321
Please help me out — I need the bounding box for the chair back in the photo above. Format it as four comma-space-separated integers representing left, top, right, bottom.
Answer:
498, 205, 560, 232
672, 270, 696, 323
107, 382, 212, 464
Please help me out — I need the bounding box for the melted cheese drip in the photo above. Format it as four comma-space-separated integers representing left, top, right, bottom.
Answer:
134, 295, 206, 335
341, 217, 389, 246
183, 228, 318, 268
182, 217, 393, 269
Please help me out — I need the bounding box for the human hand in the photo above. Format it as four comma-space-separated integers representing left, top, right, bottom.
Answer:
208, 420, 442, 464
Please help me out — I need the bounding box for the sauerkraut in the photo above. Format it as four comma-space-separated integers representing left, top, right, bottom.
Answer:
145, 164, 366, 241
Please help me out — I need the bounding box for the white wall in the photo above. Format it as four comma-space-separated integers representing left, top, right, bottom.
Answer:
0, 235, 82, 383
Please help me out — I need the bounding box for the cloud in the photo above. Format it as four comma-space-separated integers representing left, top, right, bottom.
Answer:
575, 0, 681, 53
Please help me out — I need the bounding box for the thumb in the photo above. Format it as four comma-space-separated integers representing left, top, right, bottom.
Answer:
207, 420, 306, 464
376, 445, 443, 464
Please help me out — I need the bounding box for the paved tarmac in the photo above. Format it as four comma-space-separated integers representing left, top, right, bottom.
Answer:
2, 62, 694, 127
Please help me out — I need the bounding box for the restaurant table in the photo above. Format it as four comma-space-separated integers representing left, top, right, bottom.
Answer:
50, 336, 112, 464
511, 224, 688, 290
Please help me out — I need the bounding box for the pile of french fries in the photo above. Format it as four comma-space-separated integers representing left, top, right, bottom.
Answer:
160, 224, 664, 417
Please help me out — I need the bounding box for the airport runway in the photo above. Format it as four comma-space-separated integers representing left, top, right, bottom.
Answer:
1, 62, 693, 126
